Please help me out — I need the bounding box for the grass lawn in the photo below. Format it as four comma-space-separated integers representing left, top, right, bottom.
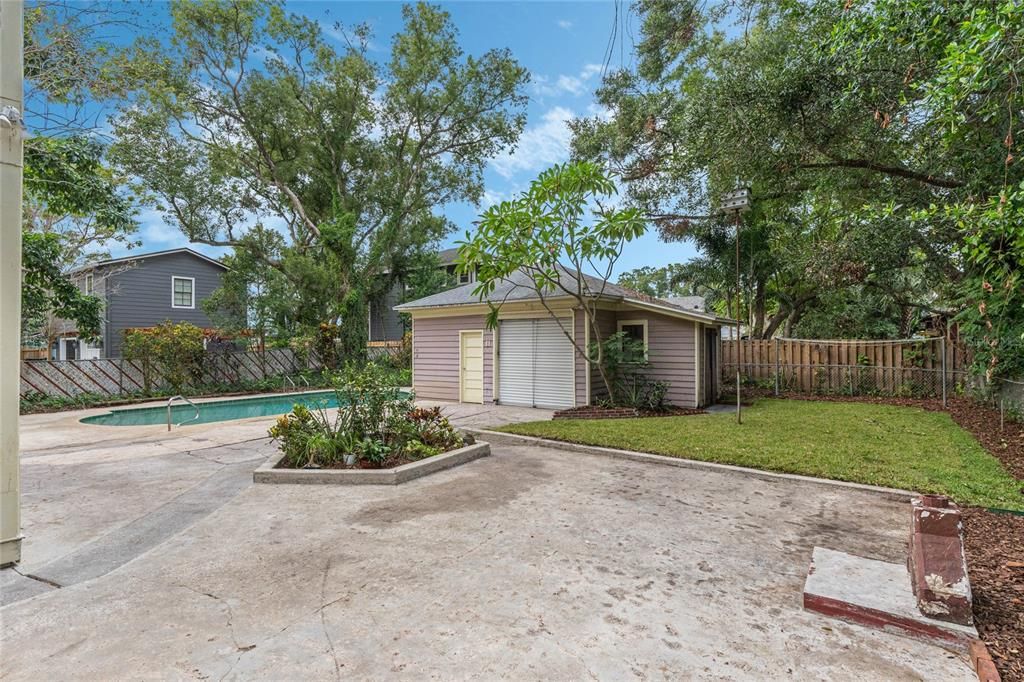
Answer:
499, 399, 1024, 511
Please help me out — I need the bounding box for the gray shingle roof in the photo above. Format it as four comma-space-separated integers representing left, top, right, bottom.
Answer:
665, 296, 706, 312
436, 247, 461, 265
395, 266, 732, 325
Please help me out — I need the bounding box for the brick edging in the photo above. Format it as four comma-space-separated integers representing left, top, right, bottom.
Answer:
969, 639, 1002, 682
466, 429, 917, 501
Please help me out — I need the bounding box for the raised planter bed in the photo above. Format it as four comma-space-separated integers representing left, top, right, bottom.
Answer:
254, 441, 490, 485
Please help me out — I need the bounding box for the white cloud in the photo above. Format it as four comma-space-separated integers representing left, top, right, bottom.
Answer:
532, 63, 604, 98
482, 188, 514, 208
490, 106, 575, 179
557, 19, 573, 30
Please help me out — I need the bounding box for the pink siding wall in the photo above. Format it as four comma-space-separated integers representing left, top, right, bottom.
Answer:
588, 309, 618, 402
627, 312, 697, 407
574, 310, 588, 406
412, 315, 493, 402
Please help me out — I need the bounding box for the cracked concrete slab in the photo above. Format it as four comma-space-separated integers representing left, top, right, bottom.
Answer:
1, 432, 974, 679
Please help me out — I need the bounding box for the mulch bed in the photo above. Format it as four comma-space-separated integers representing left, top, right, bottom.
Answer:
552, 405, 706, 420
277, 454, 422, 470
963, 508, 1024, 681
743, 389, 1024, 679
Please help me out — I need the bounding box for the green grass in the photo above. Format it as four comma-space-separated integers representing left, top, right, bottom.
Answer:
499, 399, 1024, 511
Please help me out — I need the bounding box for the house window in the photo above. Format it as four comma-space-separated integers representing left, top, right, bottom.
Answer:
171, 276, 195, 309
457, 269, 474, 285
617, 319, 649, 362
83, 273, 94, 295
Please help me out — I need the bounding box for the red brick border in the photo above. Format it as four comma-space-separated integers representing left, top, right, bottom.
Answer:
802, 592, 972, 650
969, 639, 1002, 682
909, 495, 973, 625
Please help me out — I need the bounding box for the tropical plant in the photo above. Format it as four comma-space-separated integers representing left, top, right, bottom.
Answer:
459, 161, 647, 398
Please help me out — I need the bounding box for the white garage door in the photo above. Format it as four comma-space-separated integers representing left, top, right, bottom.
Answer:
498, 318, 575, 408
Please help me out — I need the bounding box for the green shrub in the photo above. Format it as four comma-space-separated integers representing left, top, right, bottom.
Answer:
406, 406, 463, 449
122, 321, 206, 393
269, 362, 447, 468
590, 331, 673, 411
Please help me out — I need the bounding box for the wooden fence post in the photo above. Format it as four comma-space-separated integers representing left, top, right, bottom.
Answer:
774, 337, 780, 396
941, 336, 947, 407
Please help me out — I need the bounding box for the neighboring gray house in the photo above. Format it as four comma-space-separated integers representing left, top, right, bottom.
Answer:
394, 268, 732, 410
368, 247, 475, 342
54, 248, 228, 360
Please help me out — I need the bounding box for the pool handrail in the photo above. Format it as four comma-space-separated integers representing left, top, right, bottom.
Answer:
283, 375, 296, 389
166, 395, 200, 431
298, 374, 310, 387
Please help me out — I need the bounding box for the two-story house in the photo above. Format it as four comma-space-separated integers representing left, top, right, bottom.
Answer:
367, 247, 475, 343
52, 248, 228, 360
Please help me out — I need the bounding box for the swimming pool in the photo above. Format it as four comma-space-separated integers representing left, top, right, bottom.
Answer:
81, 390, 342, 427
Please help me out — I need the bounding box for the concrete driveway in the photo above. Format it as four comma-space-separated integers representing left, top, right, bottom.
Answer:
1, 403, 974, 680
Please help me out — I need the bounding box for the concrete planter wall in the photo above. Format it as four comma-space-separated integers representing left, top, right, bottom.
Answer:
254, 441, 490, 485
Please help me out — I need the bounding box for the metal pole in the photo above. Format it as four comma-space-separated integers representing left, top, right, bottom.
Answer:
0, 0, 24, 567
735, 211, 742, 424
940, 337, 947, 407
774, 337, 780, 397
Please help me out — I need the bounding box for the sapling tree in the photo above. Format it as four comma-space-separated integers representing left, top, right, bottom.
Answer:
457, 161, 646, 400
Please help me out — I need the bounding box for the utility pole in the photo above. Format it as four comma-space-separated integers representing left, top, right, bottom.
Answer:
0, 0, 24, 567
720, 188, 751, 425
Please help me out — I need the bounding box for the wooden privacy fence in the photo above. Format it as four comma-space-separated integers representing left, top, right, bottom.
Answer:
20, 348, 315, 398
721, 337, 971, 400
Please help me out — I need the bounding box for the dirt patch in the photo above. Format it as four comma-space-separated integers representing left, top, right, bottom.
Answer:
963, 508, 1024, 682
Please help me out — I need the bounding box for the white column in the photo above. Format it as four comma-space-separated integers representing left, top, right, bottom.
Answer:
0, 0, 24, 567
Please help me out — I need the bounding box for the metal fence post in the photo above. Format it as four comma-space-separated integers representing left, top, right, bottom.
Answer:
940, 336, 947, 407
774, 337, 780, 396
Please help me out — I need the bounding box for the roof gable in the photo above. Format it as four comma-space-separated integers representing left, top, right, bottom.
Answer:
72, 248, 228, 273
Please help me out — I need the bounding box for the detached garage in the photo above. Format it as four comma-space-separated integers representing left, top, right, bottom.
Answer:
395, 269, 732, 410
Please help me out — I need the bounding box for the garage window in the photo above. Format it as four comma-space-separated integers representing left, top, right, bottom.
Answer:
617, 319, 648, 362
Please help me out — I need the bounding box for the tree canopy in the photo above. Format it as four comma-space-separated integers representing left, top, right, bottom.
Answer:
572, 0, 1022, 378
111, 0, 529, 353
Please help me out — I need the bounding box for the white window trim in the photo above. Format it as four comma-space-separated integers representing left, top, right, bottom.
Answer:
84, 273, 94, 295
171, 275, 196, 309
617, 319, 649, 361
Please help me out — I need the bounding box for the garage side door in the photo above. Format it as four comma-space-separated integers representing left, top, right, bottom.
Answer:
498, 318, 575, 409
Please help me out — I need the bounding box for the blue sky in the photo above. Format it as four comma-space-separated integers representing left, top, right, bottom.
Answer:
67, 1, 700, 277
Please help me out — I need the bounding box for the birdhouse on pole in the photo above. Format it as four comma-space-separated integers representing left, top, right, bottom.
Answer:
719, 187, 752, 214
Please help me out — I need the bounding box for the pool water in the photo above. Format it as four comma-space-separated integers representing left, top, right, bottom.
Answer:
81, 390, 341, 427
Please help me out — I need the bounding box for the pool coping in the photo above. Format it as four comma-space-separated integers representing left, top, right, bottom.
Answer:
78, 389, 410, 427
253, 441, 490, 485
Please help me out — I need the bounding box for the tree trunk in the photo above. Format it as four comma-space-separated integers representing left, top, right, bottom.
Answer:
752, 279, 766, 338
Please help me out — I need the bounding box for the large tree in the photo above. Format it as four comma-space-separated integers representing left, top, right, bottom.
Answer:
21, 1, 154, 348
572, 0, 1021, 374
111, 0, 529, 354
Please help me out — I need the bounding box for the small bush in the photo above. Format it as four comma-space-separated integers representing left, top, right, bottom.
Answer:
270, 362, 456, 468
122, 321, 206, 393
